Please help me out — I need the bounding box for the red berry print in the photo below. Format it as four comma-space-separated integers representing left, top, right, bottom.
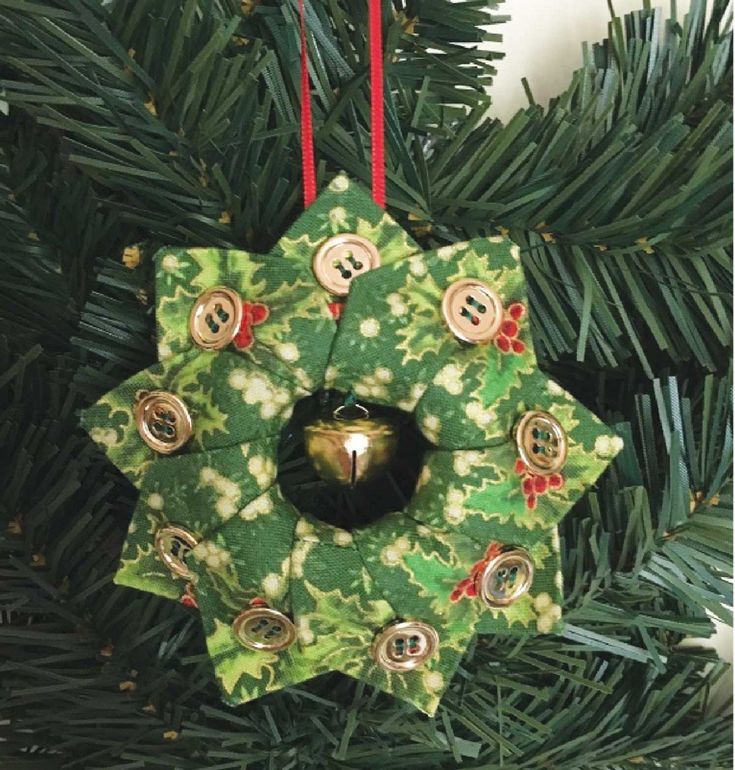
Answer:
495, 334, 511, 353
233, 301, 270, 349
450, 542, 504, 602
549, 473, 564, 490
328, 301, 344, 320
179, 584, 198, 609
493, 301, 526, 356
508, 302, 525, 321
249, 303, 269, 325
234, 326, 253, 348
501, 319, 518, 338
533, 476, 548, 494
515, 460, 565, 508
484, 542, 503, 561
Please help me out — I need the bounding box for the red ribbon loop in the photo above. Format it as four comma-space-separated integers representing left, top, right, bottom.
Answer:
299, 0, 385, 208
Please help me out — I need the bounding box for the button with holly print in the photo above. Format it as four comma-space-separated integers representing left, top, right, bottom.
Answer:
313, 234, 381, 296
134, 390, 192, 454
441, 278, 504, 343
232, 606, 297, 652
515, 410, 568, 476
155, 525, 199, 580
189, 286, 244, 350
372, 620, 439, 672
475, 546, 534, 608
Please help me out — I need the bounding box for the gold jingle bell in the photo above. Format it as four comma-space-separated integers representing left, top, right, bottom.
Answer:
304, 403, 398, 487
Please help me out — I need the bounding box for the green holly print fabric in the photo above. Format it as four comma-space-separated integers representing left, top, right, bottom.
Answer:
116, 439, 280, 600
289, 527, 477, 717
81, 174, 622, 717
273, 173, 421, 270
154, 247, 335, 390
325, 237, 533, 421
81, 349, 307, 486
409, 372, 620, 536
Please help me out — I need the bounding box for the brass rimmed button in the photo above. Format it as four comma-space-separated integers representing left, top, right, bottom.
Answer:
189, 286, 243, 350
515, 410, 567, 475
134, 390, 192, 454
232, 607, 296, 652
313, 234, 381, 296
476, 546, 534, 608
155, 525, 198, 580
442, 279, 504, 344
372, 620, 439, 672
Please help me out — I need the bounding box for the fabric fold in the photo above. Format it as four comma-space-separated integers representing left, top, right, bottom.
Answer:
81, 349, 306, 486
154, 247, 336, 390
325, 236, 533, 424
114, 438, 281, 600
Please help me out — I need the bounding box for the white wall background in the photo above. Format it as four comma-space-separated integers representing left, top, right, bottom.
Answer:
488, 0, 692, 122
484, 0, 732, 707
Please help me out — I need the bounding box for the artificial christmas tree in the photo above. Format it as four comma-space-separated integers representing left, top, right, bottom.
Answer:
0, 0, 732, 767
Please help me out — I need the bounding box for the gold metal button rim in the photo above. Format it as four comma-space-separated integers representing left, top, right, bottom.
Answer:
134, 390, 193, 454
442, 278, 503, 345
231, 607, 297, 652
515, 410, 568, 476
476, 547, 534, 609
154, 525, 199, 580
312, 233, 381, 296
372, 620, 440, 672
188, 286, 243, 350
441, 278, 504, 344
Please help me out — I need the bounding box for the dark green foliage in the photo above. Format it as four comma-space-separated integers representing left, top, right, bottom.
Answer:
0, 0, 731, 767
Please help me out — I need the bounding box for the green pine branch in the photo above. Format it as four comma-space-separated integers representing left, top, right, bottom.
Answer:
0, 1, 731, 768
0, 0, 730, 372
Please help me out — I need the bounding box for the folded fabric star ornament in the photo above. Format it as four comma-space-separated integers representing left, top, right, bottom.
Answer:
82, 174, 622, 715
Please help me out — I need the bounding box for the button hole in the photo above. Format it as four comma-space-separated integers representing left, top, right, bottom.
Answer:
170, 540, 188, 559
214, 303, 229, 322
346, 254, 363, 270
254, 618, 268, 631
332, 260, 352, 279
466, 295, 487, 314
460, 307, 480, 326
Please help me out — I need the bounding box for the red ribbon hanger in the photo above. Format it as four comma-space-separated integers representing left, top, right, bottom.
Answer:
298, 0, 386, 209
